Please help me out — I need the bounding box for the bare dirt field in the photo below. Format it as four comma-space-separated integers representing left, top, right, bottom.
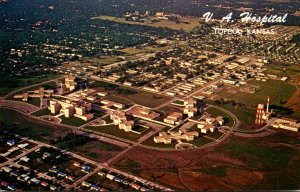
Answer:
113, 132, 300, 190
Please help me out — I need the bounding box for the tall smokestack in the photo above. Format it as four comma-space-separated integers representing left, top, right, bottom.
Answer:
266, 96, 270, 113
255, 104, 264, 126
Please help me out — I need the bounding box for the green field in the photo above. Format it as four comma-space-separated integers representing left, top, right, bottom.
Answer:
27, 98, 41, 107
216, 137, 295, 171
92, 81, 172, 108
266, 63, 300, 80
189, 136, 213, 147
0, 73, 57, 96
60, 116, 89, 127
132, 124, 148, 133
86, 124, 141, 141
32, 108, 50, 117
219, 80, 296, 107
94, 15, 203, 32
215, 135, 300, 190
0, 108, 69, 142
172, 100, 184, 106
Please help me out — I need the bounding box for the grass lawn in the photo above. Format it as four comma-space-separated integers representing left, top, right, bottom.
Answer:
218, 80, 296, 107
101, 115, 113, 124
27, 98, 41, 107
0, 108, 69, 142
132, 124, 148, 133
0, 73, 56, 96
216, 137, 295, 171
86, 124, 141, 141
206, 107, 235, 127
32, 108, 51, 117
172, 100, 184, 106
94, 15, 202, 32
189, 136, 213, 147
93, 81, 172, 108
205, 131, 224, 139
60, 116, 90, 127
266, 63, 300, 80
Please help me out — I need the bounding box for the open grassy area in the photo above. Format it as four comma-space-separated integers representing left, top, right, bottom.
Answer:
93, 81, 172, 108
214, 135, 300, 190
266, 63, 300, 81
0, 73, 56, 96
27, 98, 41, 107
216, 137, 295, 171
93, 15, 202, 32
86, 124, 141, 141
60, 116, 89, 127
189, 136, 213, 147
132, 124, 148, 133
218, 80, 296, 107
206, 107, 235, 127
32, 108, 50, 117
0, 108, 69, 142
172, 100, 184, 106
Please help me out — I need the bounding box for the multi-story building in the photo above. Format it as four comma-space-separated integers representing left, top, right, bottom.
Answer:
48, 99, 93, 121
272, 118, 300, 132
164, 112, 183, 125
110, 111, 134, 132
183, 98, 197, 118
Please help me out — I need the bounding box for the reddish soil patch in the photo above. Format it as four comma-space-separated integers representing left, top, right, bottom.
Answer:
225, 167, 264, 186
140, 170, 186, 190
180, 170, 233, 191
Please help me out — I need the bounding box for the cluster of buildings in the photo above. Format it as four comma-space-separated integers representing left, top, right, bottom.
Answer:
197, 115, 224, 134
126, 106, 160, 121
13, 87, 54, 102
123, 11, 172, 22
155, 113, 225, 144
110, 111, 134, 132
101, 99, 125, 110
48, 99, 93, 121
272, 118, 300, 132
183, 98, 198, 118
154, 129, 199, 144
57, 75, 77, 94
88, 170, 151, 191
